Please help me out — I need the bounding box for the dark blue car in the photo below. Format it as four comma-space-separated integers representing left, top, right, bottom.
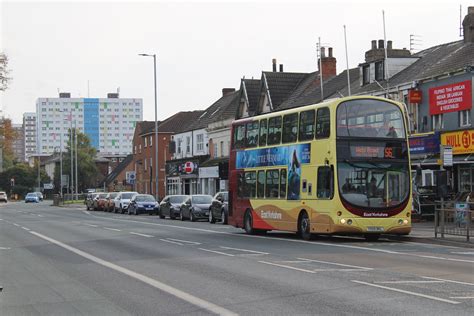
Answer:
127, 194, 159, 215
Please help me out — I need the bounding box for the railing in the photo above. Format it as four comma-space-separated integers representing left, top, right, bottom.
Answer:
434, 202, 473, 242
52, 194, 87, 206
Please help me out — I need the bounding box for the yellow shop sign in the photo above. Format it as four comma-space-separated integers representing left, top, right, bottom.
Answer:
441, 130, 474, 154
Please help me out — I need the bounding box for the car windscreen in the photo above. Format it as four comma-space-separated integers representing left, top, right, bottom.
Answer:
136, 196, 155, 202
169, 196, 187, 203
26, 193, 36, 197
109, 193, 118, 198
192, 196, 212, 204
99, 194, 107, 198
121, 193, 135, 199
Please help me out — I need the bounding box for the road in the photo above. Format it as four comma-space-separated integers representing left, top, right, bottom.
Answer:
0, 202, 473, 315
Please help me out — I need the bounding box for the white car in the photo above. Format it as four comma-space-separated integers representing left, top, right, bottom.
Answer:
114, 192, 138, 213
0, 191, 7, 203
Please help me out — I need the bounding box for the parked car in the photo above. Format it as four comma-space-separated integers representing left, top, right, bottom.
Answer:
115, 191, 138, 213
180, 194, 213, 222
25, 192, 40, 203
86, 193, 99, 210
0, 191, 7, 203
128, 194, 159, 215
93, 193, 108, 211
105, 192, 119, 212
209, 191, 229, 224
35, 192, 44, 201
159, 195, 188, 219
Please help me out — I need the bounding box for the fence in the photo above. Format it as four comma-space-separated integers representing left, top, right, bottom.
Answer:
52, 194, 87, 206
434, 202, 473, 242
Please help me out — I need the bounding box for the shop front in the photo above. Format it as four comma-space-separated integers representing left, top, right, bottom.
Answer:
409, 132, 441, 186
198, 157, 229, 196
165, 156, 209, 195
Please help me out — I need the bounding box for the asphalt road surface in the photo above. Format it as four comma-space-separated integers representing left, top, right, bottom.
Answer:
1, 202, 473, 315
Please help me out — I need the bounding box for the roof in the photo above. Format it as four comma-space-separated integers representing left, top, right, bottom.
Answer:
136, 121, 155, 135
101, 154, 134, 186
262, 71, 308, 110
140, 111, 204, 136
242, 79, 261, 115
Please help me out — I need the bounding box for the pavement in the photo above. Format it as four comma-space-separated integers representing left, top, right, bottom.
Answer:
1, 201, 473, 315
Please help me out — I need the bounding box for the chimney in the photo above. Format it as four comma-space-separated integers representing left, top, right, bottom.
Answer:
318, 47, 337, 81
371, 40, 377, 49
272, 58, 277, 72
222, 88, 236, 97
59, 92, 71, 98
463, 6, 474, 43
378, 39, 384, 49
279, 64, 284, 72
387, 40, 393, 50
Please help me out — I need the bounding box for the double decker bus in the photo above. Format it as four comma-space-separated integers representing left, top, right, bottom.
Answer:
228, 96, 411, 241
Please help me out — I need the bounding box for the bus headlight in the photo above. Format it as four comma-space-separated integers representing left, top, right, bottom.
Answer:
403, 219, 409, 225
340, 219, 346, 224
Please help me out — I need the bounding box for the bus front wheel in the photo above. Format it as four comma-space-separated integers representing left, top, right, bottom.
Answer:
298, 211, 312, 241
244, 210, 255, 235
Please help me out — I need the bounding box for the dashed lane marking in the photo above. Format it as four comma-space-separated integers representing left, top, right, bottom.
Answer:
450, 296, 474, 299
258, 261, 316, 273
28, 230, 237, 316
0, 247, 11, 250
83, 211, 91, 215
13, 223, 20, 227
351, 280, 461, 305
103, 227, 121, 232
166, 238, 201, 245
160, 239, 184, 246
421, 276, 474, 286
84, 223, 98, 228
219, 246, 268, 255
198, 248, 235, 257
375, 280, 445, 284
129, 232, 154, 238
21, 227, 31, 231
297, 258, 373, 271
450, 251, 474, 255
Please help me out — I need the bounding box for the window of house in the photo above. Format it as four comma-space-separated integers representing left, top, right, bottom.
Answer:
197, 134, 204, 151
362, 65, 370, 85
298, 110, 315, 141
144, 137, 147, 147
246, 121, 259, 148
316, 107, 330, 138
144, 158, 147, 171
265, 169, 280, 198
139, 144, 142, 153
375, 61, 384, 81
282, 113, 298, 143
149, 136, 152, 147
186, 136, 191, 153
220, 141, 224, 157
267, 116, 282, 145
432, 114, 444, 130
257, 170, 265, 198
259, 119, 268, 146
317, 166, 333, 199
177, 139, 182, 154
460, 110, 471, 127
233, 124, 246, 149
244, 171, 256, 198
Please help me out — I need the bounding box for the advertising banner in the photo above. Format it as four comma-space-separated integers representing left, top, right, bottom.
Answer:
429, 80, 472, 115
441, 129, 474, 154
408, 133, 440, 155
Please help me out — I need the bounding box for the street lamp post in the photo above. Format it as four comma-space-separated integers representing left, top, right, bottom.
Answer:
139, 53, 159, 201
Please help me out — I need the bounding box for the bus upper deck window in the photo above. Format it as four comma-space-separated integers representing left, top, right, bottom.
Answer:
282, 113, 298, 143
246, 121, 259, 148
233, 124, 246, 149
267, 116, 282, 145
316, 107, 330, 139
299, 110, 315, 141
259, 119, 267, 146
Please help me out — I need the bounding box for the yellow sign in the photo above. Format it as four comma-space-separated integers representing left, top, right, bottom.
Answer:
441, 130, 474, 154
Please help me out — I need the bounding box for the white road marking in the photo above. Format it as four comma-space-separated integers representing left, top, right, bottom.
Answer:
416, 255, 474, 264
375, 280, 445, 284
297, 258, 373, 270
84, 224, 98, 228
28, 230, 237, 315
450, 296, 474, 299
450, 251, 474, 255
421, 276, 474, 286
83, 211, 91, 215
21, 227, 31, 231
199, 248, 234, 257
103, 227, 121, 232
130, 232, 154, 238
0, 247, 11, 250
351, 280, 460, 304
219, 246, 268, 255
166, 238, 201, 245
37, 214, 44, 217
13, 223, 20, 227
259, 261, 316, 273
160, 239, 184, 246
0, 218, 3, 221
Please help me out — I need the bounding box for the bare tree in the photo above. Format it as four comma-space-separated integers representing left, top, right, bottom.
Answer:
0, 53, 11, 91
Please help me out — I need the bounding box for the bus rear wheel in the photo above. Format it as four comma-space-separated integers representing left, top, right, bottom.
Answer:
364, 234, 380, 242
244, 210, 255, 235
298, 211, 312, 241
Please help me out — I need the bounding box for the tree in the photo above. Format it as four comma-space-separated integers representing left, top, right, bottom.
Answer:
0, 162, 50, 198
60, 130, 99, 193
0, 118, 18, 170
0, 53, 11, 91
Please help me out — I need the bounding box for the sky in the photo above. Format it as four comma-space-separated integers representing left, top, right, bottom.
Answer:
1, 0, 473, 124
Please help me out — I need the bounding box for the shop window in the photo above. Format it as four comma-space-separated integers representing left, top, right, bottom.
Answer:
265, 169, 280, 198
257, 170, 265, 198
267, 116, 282, 145
298, 110, 315, 141
259, 119, 267, 146
282, 113, 298, 143
317, 166, 333, 199
432, 114, 444, 130
316, 107, 330, 138
246, 121, 259, 148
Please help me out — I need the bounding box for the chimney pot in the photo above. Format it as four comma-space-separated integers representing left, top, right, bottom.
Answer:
279, 64, 284, 72
321, 47, 325, 58
328, 47, 333, 58
222, 88, 236, 97
371, 40, 377, 49
463, 6, 474, 43
469, 6, 474, 14
272, 58, 277, 72
378, 39, 384, 49
387, 40, 393, 50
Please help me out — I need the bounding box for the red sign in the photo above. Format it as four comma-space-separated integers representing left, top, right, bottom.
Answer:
429, 80, 472, 115
408, 89, 422, 104
184, 162, 195, 173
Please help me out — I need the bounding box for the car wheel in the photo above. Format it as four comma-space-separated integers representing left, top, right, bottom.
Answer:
209, 210, 215, 224
244, 210, 255, 235
86, 204, 90, 211
298, 211, 312, 241
180, 211, 185, 221
190, 211, 196, 222
221, 209, 227, 225
170, 213, 175, 220
159, 210, 165, 219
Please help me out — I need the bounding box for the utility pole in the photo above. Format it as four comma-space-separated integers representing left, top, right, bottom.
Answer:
75, 125, 78, 199
60, 132, 63, 198
70, 112, 73, 199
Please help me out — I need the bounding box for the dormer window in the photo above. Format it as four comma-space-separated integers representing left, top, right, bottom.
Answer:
362, 65, 370, 85
375, 61, 384, 81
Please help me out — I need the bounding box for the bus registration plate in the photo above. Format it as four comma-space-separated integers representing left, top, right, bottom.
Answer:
367, 226, 384, 232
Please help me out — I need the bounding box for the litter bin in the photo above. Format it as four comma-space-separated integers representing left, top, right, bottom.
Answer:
53, 194, 60, 206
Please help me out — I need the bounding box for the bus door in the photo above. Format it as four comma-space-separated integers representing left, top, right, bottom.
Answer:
386, 171, 403, 207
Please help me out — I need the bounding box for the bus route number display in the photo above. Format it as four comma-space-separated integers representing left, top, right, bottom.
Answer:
351, 145, 397, 159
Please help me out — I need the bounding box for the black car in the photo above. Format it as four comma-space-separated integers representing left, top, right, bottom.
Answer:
159, 195, 188, 219
127, 194, 159, 215
180, 195, 213, 222
209, 191, 229, 224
